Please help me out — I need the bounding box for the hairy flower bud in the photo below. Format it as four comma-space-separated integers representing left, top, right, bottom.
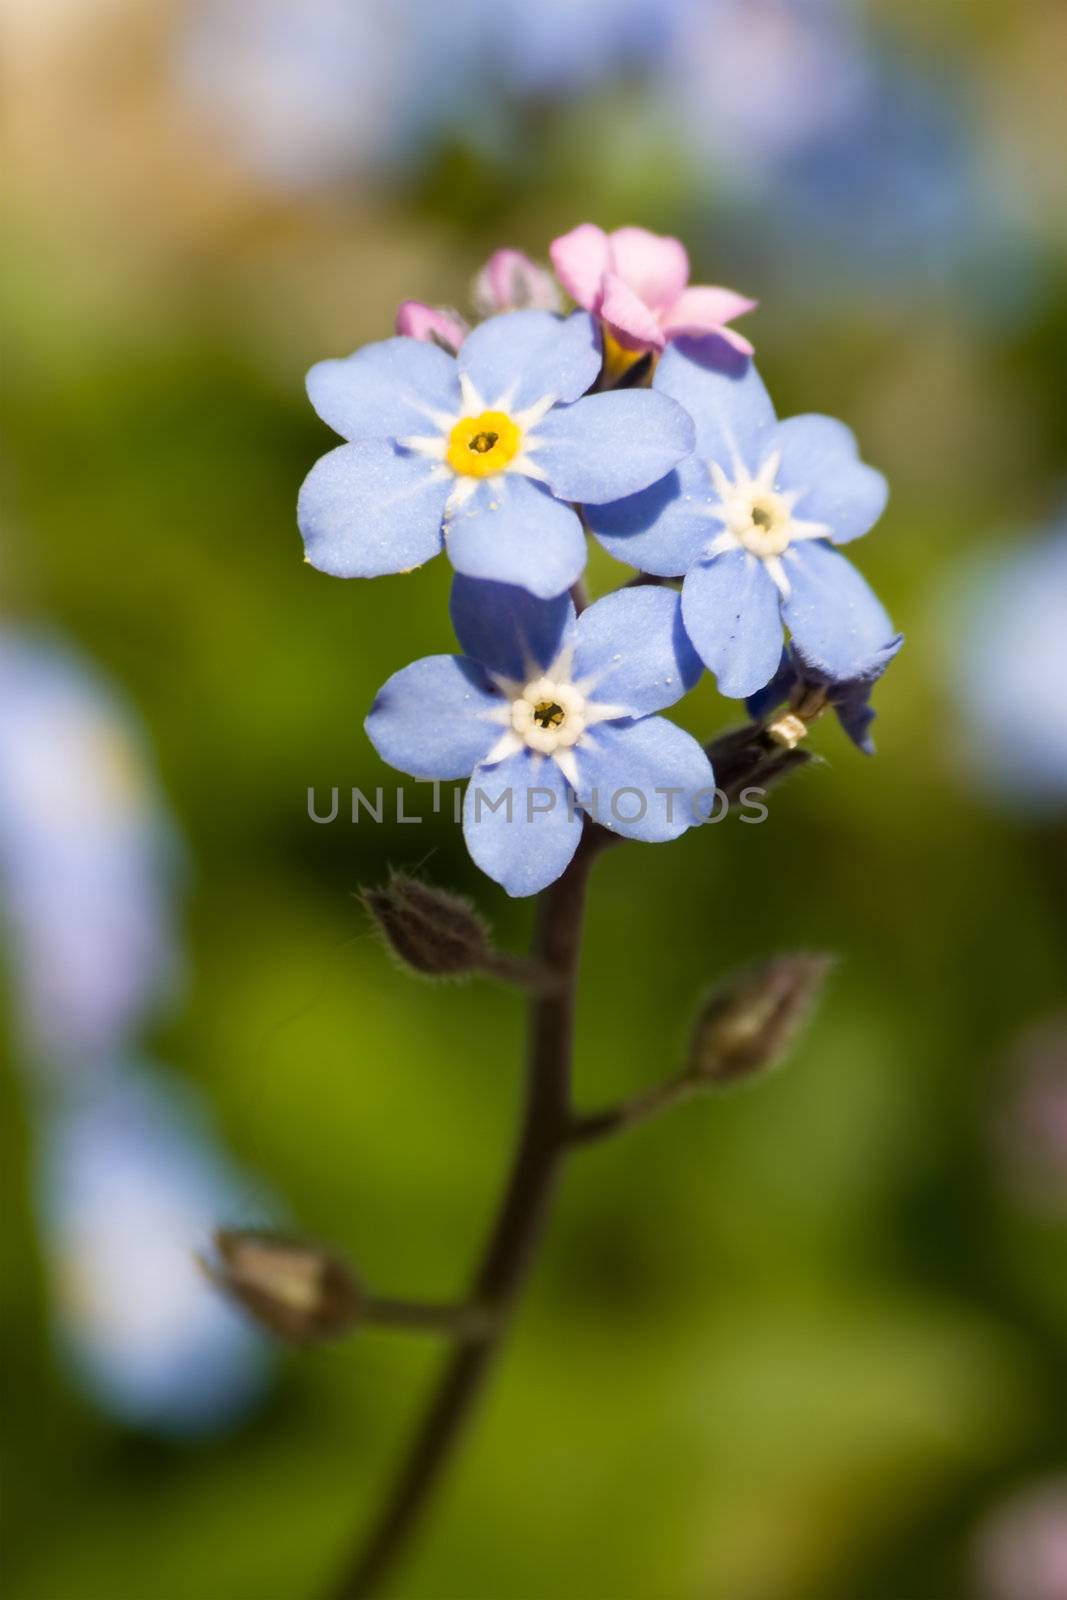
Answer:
363, 873, 553, 988
687, 954, 834, 1085
208, 1230, 363, 1345
363, 874, 492, 978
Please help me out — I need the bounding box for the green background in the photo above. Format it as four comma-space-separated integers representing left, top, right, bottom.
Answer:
2, 1, 1066, 1596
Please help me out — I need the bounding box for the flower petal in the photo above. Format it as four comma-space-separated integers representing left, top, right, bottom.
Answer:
472, 249, 561, 315
608, 226, 689, 312
681, 549, 785, 698
572, 588, 702, 714
306, 337, 461, 442
458, 309, 601, 411
773, 414, 888, 545
585, 454, 718, 578
463, 752, 582, 897
780, 540, 895, 681
531, 391, 693, 504
598, 273, 666, 351
394, 302, 468, 353
449, 577, 576, 682
654, 339, 777, 473
659, 285, 759, 339
549, 224, 612, 311
444, 475, 587, 599
365, 656, 503, 779
298, 443, 448, 578
573, 717, 715, 842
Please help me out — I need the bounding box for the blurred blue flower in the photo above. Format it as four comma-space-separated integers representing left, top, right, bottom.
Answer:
174, 0, 691, 193
37, 1063, 273, 1436
0, 633, 179, 1064
299, 310, 693, 598
587, 341, 893, 698
176, 0, 416, 191
746, 635, 902, 754
366, 578, 712, 896
948, 528, 1067, 811
666, 0, 874, 179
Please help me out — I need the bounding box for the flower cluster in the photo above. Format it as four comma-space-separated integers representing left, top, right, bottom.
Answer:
298, 225, 900, 895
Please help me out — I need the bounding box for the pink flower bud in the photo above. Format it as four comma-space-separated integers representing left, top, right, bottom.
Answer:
472, 249, 561, 316
395, 301, 469, 354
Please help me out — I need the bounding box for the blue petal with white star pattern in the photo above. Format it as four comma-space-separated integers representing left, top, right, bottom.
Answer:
299, 310, 693, 597
365, 578, 714, 895
586, 342, 894, 696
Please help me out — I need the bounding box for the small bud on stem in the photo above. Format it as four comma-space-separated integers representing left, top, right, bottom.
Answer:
208, 1230, 364, 1344
363, 873, 553, 989
687, 953, 835, 1085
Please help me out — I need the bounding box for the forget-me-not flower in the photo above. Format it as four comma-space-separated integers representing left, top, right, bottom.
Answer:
366, 579, 714, 896
946, 528, 1067, 811
38, 1063, 272, 1435
746, 635, 902, 755
299, 309, 693, 598
0, 633, 179, 1064
587, 341, 893, 697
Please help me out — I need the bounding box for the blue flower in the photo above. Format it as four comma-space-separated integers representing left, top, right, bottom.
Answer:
746, 636, 902, 755
947, 528, 1067, 811
0, 632, 180, 1064
298, 310, 694, 599
365, 580, 714, 896
587, 340, 894, 697
37, 1062, 274, 1435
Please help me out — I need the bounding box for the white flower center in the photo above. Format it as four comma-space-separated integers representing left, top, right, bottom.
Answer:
721, 484, 794, 558
510, 676, 587, 754
707, 447, 831, 595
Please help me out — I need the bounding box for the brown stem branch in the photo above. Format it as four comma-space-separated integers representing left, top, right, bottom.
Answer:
330, 829, 605, 1599
567, 1074, 701, 1147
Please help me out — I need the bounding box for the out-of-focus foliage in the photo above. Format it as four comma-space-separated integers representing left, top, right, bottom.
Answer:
2, 0, 1066, 1596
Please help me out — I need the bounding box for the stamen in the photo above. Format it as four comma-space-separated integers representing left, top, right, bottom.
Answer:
533, 700, 565, 729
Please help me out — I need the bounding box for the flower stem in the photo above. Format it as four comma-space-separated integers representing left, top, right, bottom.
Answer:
567, 1073, 701, 1146
330, 830, 603, 1599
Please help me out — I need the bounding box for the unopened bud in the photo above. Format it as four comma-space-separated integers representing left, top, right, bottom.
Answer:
472, 249, 561, 316
363, 873, 551, 988
707, 725, 813, 803
208, 1230, 363, 1344
687, 954, 834, 1085
363, 874, 491, 978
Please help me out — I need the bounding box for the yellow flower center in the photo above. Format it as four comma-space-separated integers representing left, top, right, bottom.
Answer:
532, 700, 565, 730
446, 410, 522, 478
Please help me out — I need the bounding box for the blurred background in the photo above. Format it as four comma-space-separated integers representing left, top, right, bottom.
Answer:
2, 1, 1066, 1596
